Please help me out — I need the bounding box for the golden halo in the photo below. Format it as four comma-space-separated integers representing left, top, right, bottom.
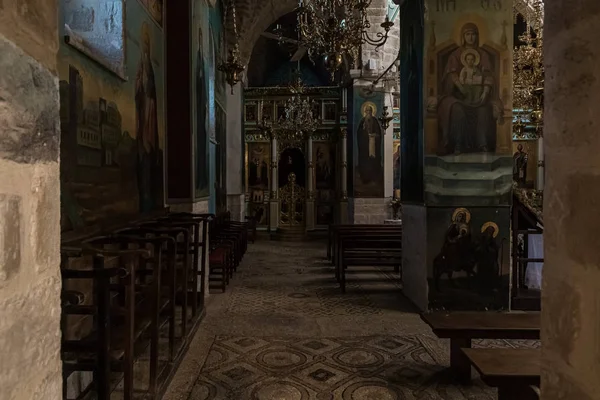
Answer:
481, 221, 499, 237
451, 207, 471, 223
361, 101, 377, 117
460, 49, 480, 67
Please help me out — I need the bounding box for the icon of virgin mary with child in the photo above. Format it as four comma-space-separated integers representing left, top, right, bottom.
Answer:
437, 23, 504, 156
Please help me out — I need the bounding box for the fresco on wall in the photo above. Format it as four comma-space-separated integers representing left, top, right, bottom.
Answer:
195, 22, 210, 197
353, 91, 385, 197
424, 0, 513, 206
136, 21, 164, 212
314, 142, 336, 226
59, 0, 165, 232
215, 104, 227, 212
139, 0, 163, 27
427, 206, 510, 310
248, 143, 270, 191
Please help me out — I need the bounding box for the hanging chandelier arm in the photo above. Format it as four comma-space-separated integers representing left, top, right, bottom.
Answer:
362, 29, 390, 48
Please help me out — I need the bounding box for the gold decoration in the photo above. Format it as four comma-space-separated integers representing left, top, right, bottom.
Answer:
297, 0, 394, 79
361, 101, 377, 118
278, 173, 305, 226
481, 221, 499, 238
451, 207, 471, 223
513, 0, 544, 139
218, 0, 245, 94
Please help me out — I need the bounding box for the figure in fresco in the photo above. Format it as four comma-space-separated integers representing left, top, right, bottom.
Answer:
437, 23, 503, 155
513, 143, 528, 186
475, 222, 502, 292
135, 22, 162, 213
195, 26, 209, 195
249, 144, 269, 189
357, 103, 383, 184
432, 208, 477, 291
315, 145, 332, 188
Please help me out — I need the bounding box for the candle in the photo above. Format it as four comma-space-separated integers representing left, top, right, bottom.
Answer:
394, 189, 400, 199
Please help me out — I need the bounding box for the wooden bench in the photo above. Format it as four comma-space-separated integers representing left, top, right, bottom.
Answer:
420, 311, 540, 384
336, 229, 402, 293
329, 224, 403, 263
462, 348, 540, 399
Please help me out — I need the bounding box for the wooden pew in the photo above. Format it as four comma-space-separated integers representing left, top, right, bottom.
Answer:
462, 348, 540, 399
329, 224, 402, 264
420, 311, 540, 384
336, 227, 402, 293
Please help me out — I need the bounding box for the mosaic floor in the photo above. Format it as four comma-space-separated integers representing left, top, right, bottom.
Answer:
163, 240, 540, 400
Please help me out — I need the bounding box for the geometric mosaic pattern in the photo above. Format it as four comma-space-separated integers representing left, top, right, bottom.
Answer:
188, 334, 539, 399
165, 241, 540, 400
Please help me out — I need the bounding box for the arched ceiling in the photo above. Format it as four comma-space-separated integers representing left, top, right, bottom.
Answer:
229, 0, 390, 67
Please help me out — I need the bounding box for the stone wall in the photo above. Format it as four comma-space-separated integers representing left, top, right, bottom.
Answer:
0, 0, 62, 398
350, 198, 392, 224
542, 0, 600, 398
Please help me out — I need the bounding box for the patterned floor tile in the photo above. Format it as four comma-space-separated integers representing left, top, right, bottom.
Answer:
161, 241, 541, 400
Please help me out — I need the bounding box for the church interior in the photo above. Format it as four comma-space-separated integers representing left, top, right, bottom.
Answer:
0, 0, 598, 399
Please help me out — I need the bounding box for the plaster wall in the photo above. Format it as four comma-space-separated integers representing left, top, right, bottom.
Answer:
0, 0, 62, 398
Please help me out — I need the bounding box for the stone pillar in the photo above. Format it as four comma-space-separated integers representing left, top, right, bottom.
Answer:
542, 1, 600, 398
306, 134, 315, 230
0, 3, 62, 398
339, 127, 349, 223
269, 136, 279, 231
383, 84, 395, 198
226, 84, 245, 220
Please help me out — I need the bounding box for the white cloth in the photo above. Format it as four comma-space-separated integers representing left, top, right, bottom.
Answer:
525, 234, 543, 289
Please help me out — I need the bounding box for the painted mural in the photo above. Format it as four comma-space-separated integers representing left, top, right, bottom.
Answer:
194, 18, 210, 198
136, 21, 163, 212
314, 141, 336, 226
353, 90, 385, 197
139, 0, 163, 27
59, 0, 165, 232
423, 0, 513, 207
193, 0, 226, 200
427, 206, 510, 310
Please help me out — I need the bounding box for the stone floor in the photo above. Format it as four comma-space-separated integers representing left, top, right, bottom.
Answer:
162, 240, 539, 400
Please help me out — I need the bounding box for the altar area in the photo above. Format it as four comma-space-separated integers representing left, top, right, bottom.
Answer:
243, 85, 349, 238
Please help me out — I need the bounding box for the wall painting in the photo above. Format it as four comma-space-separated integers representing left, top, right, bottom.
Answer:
59, 0, 165, 233
353, 90, 385, 198
427, 206, 510, 310
314, 141, 336, 226
423, 0, 513, 207
193, 1, 210, 198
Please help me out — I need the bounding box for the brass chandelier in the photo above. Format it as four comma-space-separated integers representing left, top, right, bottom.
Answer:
297, 0, 394, 78
218, 0, 245, 94
277, 73, 320, 142
513, 0, 544, 139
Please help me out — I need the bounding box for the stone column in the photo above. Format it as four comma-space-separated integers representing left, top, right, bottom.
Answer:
542, 1, 600, 398
306, 134, 315, 230
226, 84, 245, 220
339, 127, 349, 224
383, 84, 395, 199
0, 4, 62, 398
269, 135, 279, 231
